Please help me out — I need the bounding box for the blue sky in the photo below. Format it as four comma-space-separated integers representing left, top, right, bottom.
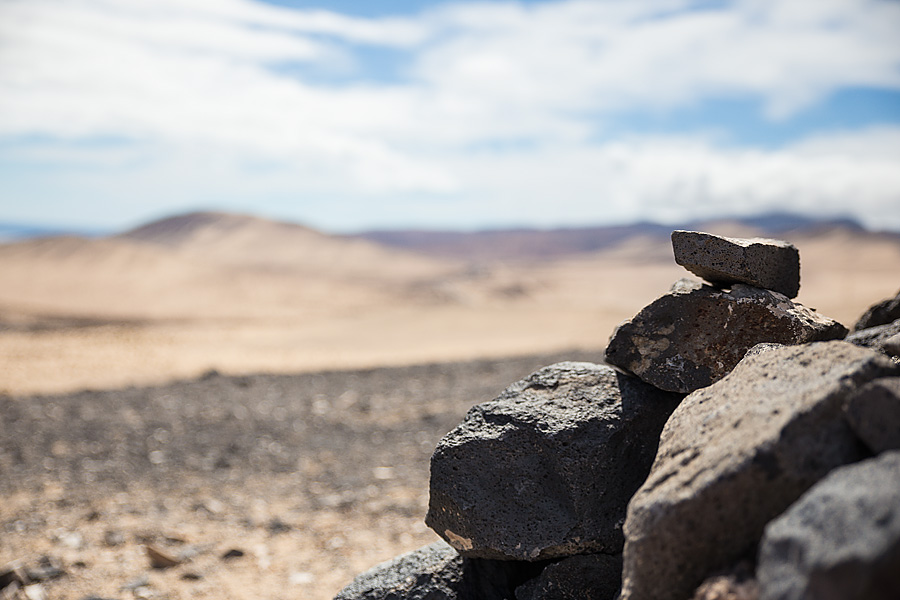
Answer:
1, 0, 899, 233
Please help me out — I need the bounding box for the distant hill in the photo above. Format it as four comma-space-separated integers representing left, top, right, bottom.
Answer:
353, 213, 873, 262
0, 211, 458, 325
730, 212, 864, 234
356, 222, 672, 262
118, 211, 451, 281
2, 208, 899, 395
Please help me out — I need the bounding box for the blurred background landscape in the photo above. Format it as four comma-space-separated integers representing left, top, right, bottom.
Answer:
1, 0, 899, 598
2, 209, 899, 396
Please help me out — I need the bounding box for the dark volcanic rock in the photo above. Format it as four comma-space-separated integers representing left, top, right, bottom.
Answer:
757, 451, 900, 600
671, 230, 800, 298
854, 289, 900, 330
515, 554, 622, 600
604, 281, 847, 393
845, 319, 900, 356
844, 377, 900, 454
620, 341, 900, 600
426, 362, 683, 561
333, 540, 543, 600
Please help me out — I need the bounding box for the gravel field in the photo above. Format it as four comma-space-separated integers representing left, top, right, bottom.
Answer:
0, 349, 597, 600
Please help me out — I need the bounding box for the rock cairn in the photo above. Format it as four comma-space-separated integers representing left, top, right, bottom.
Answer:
334, 231, 900, 600
606, 233, 846, 393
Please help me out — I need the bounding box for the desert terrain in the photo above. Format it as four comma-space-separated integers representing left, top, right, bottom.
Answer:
2, 212, 898, 396
1, 212, 899, 599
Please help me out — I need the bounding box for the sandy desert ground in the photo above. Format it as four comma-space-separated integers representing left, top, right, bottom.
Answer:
1, 213, 898, 600
1, 351, 599, 600
1, 213, 898, 396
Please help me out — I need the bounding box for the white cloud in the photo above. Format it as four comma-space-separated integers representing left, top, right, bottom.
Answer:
434, 127, 900, 230
415, 0, 900, 128
0, 0, 899, 229
6, 126, 898, 231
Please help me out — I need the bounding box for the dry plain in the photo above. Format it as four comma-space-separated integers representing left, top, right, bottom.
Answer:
2, 213, 897, 396
1, 213, 898, 599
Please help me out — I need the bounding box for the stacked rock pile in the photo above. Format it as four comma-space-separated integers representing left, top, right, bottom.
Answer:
334, 231, 900, 600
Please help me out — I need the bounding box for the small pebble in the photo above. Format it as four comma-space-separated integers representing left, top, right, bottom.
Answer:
104, 530, 125, 547
267, 518, 291, 534
145, 545, 180, 569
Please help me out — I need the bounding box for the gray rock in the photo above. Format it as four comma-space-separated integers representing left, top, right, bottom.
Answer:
334, 541, 459, 600
692, 561, 758, 600
671, 230, 800, 298
333, 540, 544, 600
515, 554, 622, 600
884, 333, 900, 357
757, 451, 900, 600
620, 341, 900, 600
846, 319, 900, 356
604, 282, 847, 393
854, 289, 900, 330
426, 362, 683, 561
844, 377, 900, 453
669, 277, 701, 294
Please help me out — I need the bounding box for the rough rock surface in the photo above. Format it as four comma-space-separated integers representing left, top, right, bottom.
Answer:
604, 281, 848, 393
620, 341, 900, 600
845, 319, 900, 356
515, 554, 622, 600
671, 230, 801, 298
884, 333, 900, 357
426, 362, 683, 561
757, 451, 900, 600
333, 540, 544, 600
844, 377, 900, 453
854, 289, 900, 330
691, 562, 758, 600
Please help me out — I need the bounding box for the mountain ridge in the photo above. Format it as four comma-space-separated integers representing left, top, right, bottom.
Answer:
351, 212, 876, 261
3, 210, 893, 266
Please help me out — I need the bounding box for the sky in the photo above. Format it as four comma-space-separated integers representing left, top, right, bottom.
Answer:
1, 0, 899, 233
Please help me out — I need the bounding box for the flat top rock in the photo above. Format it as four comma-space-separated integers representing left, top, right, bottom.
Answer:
671, 230, 800, 298
676, 231, 796, 250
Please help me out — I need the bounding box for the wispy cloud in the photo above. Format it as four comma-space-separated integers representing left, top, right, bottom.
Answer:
0, 0, 898, 229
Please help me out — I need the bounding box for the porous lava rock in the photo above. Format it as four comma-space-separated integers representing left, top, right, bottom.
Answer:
426, 362, 683, 561
671, 230, 801, 298
333, 540, 544, 600
854, 289, 900, 330
514, 554, 622, 600
604, 281, 847, 393
757, 451, 900, 600
844, 377, 900, 453
845, 319, 900, 356
620, 341, 900, 600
